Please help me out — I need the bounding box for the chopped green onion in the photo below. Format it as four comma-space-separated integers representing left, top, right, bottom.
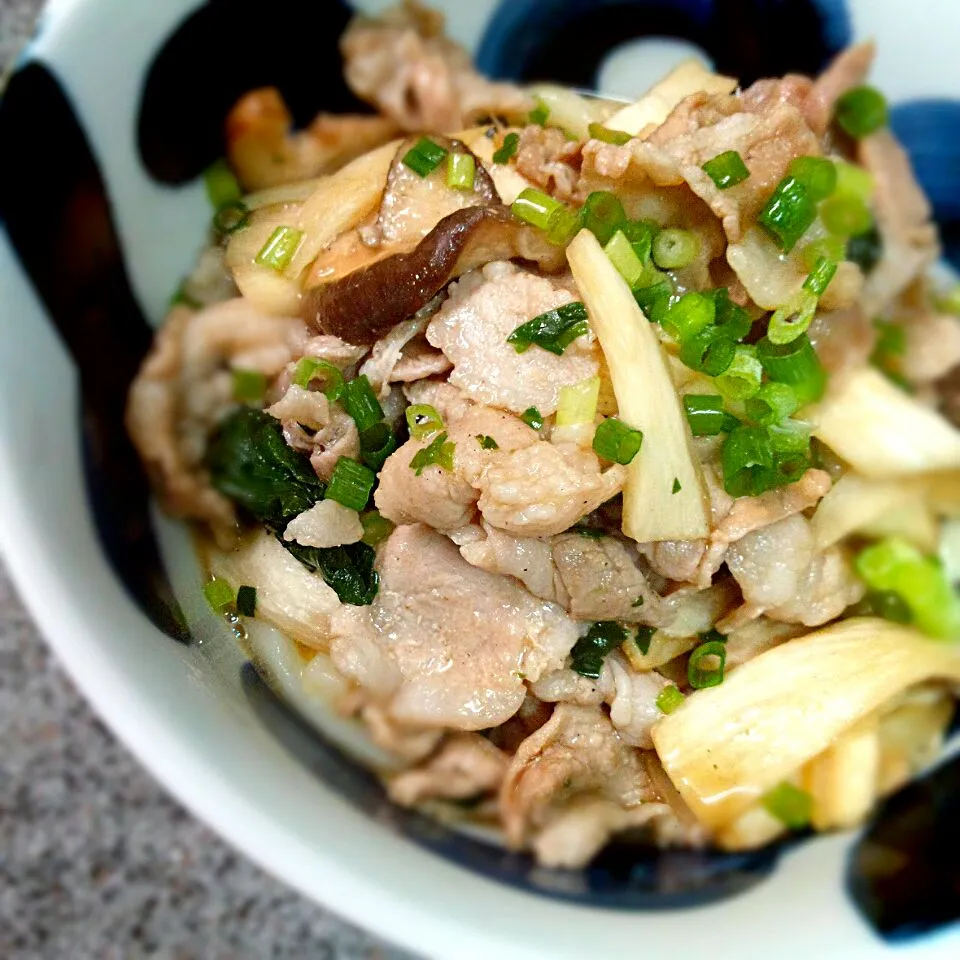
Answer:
521, 407, 544, 431
688, 639, 726, 689
835, 85, 889, 138
663, 291, 716, 342
870, 319, 907, 386
744, 382, 799, 425
588, 122, 632, 145
341, 375, 384, 433
702, 150, 750, 189
575, 523, 607, 539
236, 585, 257, 617
672, 477, 682, 494
203, 577, 235, 614
232, 368, 266, 404
710, 288, 754, 341
447, 152, 476, 191
758, 176, 816, 252
255, 226, 303, 272
768, 419, 813, 483
546, 206, 582, 246
801, 236, 847, 272
507, 302, 590, 355
803, 256, 838, 297
292, 357, 345, 400
592, 417, 643, 465
848, 589, 914, 625
634, 625, 655, 654
721, 424, 776, 497
570, 621, 628, 679
678, 329, 735, 376
622, 218, 660, 263
326, 457, 376, 512
656, 685, 686, 714
511, 187, 563, 231
756, 334, 826, 405
359, 423, 397, 472
715, 345, 763, 400
401, 137, 448, 177
821, 194, 873, 238
476, 434, 499, 450
409, 432, 456, 476
213, 200, 251, 236
767, 287, 818, 345
856, 537, 960, 639
683, 394, 737, 436
204, 159, 242, 211
581, 191, 627, 245
556, 376, 600, 427
493, 132, 520, 164
652, 228, 701, 270
788, 156, 837, 202
360, 510, 395, 547
834, 160, 875, 203
846, 225, 883, 274
762, 782, 812, 829
405, 403, 444, 440
604, 230, 646, 288
633, 279, 676, 324
529, 101, 550, 126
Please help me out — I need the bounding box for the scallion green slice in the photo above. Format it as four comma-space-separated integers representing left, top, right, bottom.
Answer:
409, 431, 456, 476
683, 394, 737, 436
359, 422, 397, 472
688, 639, 726, 689
203, 577, 235, 614
835, 85, 889, 138
744, 382, 799, 426
803, 256, 839, 297
604, 230, 647, 288
341, 375, 384, 433
447, 152, 476, 191
758, 176, 816, 252
663, 291, 716, 342
292, 357, 345, 400
788, 156, 837, 202
702, 150, 750, 189
405, 403, 444, 440
326, 457, 376, 512
656, 685, 685, 714
255, 225, 303, 272
511, 187, 563, 231
588, 122, 632, 145
767, 287, 819, 345
581, 190, 627, 246
756, 334, 826, 406
652, 227, 701, 270
401, 137, 448, 177
592, 417, 643, 465
721, 424, 776, 497
204, 159, 242, 211
762, 782, 813, 829
521, 407, 544, 431
715, 344, 763, 400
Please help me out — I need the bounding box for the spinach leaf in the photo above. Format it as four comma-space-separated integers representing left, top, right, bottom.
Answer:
206, 408, 325, 527
205, 409, 379, 605
570, 621, 628, 679
284, 541, 380, 606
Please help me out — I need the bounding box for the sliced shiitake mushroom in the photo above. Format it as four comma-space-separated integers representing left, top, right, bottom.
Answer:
302, 205, 567, 345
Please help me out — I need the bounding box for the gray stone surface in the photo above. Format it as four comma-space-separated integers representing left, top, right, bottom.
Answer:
0, 3, 412, 957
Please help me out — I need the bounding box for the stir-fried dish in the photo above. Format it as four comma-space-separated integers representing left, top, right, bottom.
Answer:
127, 1, 960, 866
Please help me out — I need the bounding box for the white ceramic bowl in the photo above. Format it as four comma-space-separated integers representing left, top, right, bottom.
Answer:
1, 1, 959, 957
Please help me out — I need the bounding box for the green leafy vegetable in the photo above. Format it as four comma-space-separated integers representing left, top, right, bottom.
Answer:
521, 407, 544, 431
570, 621, 628, 679
284, 541, 380, 606
507, 302, 590, 355
206, 408, 326, 528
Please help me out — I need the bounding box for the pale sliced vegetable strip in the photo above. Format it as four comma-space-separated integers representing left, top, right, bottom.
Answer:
813, 367, 960, 477
605, 60, 738, 137
652, 617, 960, 830
567, 229, 710, 541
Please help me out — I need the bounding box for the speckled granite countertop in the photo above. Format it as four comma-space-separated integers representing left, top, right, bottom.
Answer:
0, 3, 411, 957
